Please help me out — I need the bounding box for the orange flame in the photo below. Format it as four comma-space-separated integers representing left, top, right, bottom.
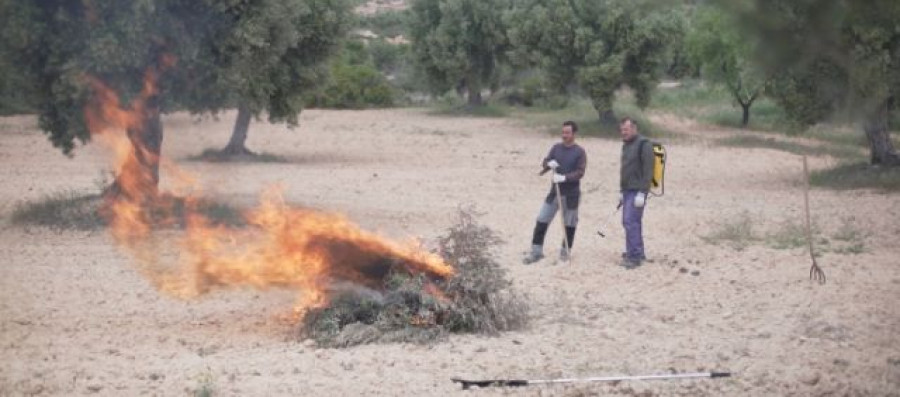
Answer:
180, 187, 453, 316
83, 61, 453, 321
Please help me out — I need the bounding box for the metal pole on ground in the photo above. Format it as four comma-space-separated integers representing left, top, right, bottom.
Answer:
452, 371, 732, 390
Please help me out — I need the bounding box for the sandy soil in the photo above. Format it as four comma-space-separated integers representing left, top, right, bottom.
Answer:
1, 108, 899, 396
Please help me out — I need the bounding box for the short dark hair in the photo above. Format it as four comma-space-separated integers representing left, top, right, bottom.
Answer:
619, 117, 638, 128
562, 120, 578, 133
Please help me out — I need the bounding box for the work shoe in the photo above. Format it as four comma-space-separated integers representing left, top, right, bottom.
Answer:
621, 252, 647, 261
522, 252, 545, 264
620, 257, 642, 269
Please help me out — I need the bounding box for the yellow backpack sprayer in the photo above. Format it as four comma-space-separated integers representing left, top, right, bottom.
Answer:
643, 139, 667, 197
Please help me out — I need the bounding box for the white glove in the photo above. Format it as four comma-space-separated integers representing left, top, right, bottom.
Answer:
547, 159, 560, 169
552, 173, 566, 183
634, 192, 646, 208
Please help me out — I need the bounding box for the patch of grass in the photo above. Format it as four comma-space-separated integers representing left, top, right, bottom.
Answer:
195, 199, 246, 227
515, 96, 669, 140
191, 369, 216, 397
10, 190, 246, 231
428, 102, 510, 118
701, 212, 759, 251
832, 241, 865, 255
707, 213, 867, 255
828, 216, 867, 255
648, 81, 795, 133
10, 191, 105, 231
650, 80, 732, 113
833, 216, 865, 242
703, 98, 792, 133
301, 207, 528, 347
792, 122, 867, 148
810, 162, 900, 191
188, 148, 287, 163
766, 219, 818, 250
647, 80, 887, 158
716, 135, 864, 160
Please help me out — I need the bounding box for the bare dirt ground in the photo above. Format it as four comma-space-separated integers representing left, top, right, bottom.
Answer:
1, 108, 899, 396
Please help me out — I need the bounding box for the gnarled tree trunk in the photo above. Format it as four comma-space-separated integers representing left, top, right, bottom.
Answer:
222, 104, 253, 156
863, 100, 900, 166
467, 88, 483, 107
104, 97, 163, 202
466, 79, 483, 107
598, 109, 617, 126
740, 103, 751, 127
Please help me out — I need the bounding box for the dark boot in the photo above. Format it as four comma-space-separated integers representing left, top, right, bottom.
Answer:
560, 226, 576, 261
524, 222, 549, 264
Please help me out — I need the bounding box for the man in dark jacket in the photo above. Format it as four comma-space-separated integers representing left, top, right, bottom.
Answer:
523, 121, 587, 264
619, 117, 654, 268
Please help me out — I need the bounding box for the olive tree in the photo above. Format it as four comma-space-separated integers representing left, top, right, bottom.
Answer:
506, 0, 682, 124
408, 0, 510, 106
733, 0, 900, 164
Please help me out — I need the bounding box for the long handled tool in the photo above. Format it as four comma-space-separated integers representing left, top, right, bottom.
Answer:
452, 371, 731, 390
802, 156, 826, 284
553, 177, 571, 258
596, 201, 623, 238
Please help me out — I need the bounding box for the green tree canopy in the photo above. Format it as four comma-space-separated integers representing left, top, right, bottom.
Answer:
182, 0, 350, 156
686, 4, 769, 127
0, 0, 350, 171
408, 0, 510, 106
0, 0, 205, 155
732, 0, 900, 164
506, 0, 683, 124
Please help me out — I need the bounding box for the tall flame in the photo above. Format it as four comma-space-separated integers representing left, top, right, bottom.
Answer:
83, 62, 453, 320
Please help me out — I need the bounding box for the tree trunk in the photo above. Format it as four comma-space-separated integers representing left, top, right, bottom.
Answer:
104, 97, 163, 202
735, 86, 761, 129
863, 101, 900, 166
598, 109, 617, 127
455, 80, 466, 99
741, 102, 751, 128
467, 84, 483, 107
222, 104, 253, 156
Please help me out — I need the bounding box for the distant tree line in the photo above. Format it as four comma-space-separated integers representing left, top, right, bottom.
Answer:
0, 0, 897, 168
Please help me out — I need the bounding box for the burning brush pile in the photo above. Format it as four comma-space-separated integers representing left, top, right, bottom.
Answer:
78, 66, 527, 348
302, 208, 529, 347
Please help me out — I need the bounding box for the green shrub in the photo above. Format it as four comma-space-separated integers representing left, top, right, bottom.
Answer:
368, 40, 406, 74
497, 75, 557, 108
357, 10, 407, 39
309, 62, 394, 109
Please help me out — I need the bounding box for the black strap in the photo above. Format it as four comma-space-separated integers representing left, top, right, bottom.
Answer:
637, 138, 649, 183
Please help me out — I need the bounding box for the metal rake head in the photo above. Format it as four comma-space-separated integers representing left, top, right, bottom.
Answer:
809, 258, 826, 285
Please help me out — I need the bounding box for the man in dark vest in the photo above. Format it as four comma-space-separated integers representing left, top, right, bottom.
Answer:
619, 117, 654, 269
523, 121, 587, 264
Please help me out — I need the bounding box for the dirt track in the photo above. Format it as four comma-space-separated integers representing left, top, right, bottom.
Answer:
1, 109, 899, 396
